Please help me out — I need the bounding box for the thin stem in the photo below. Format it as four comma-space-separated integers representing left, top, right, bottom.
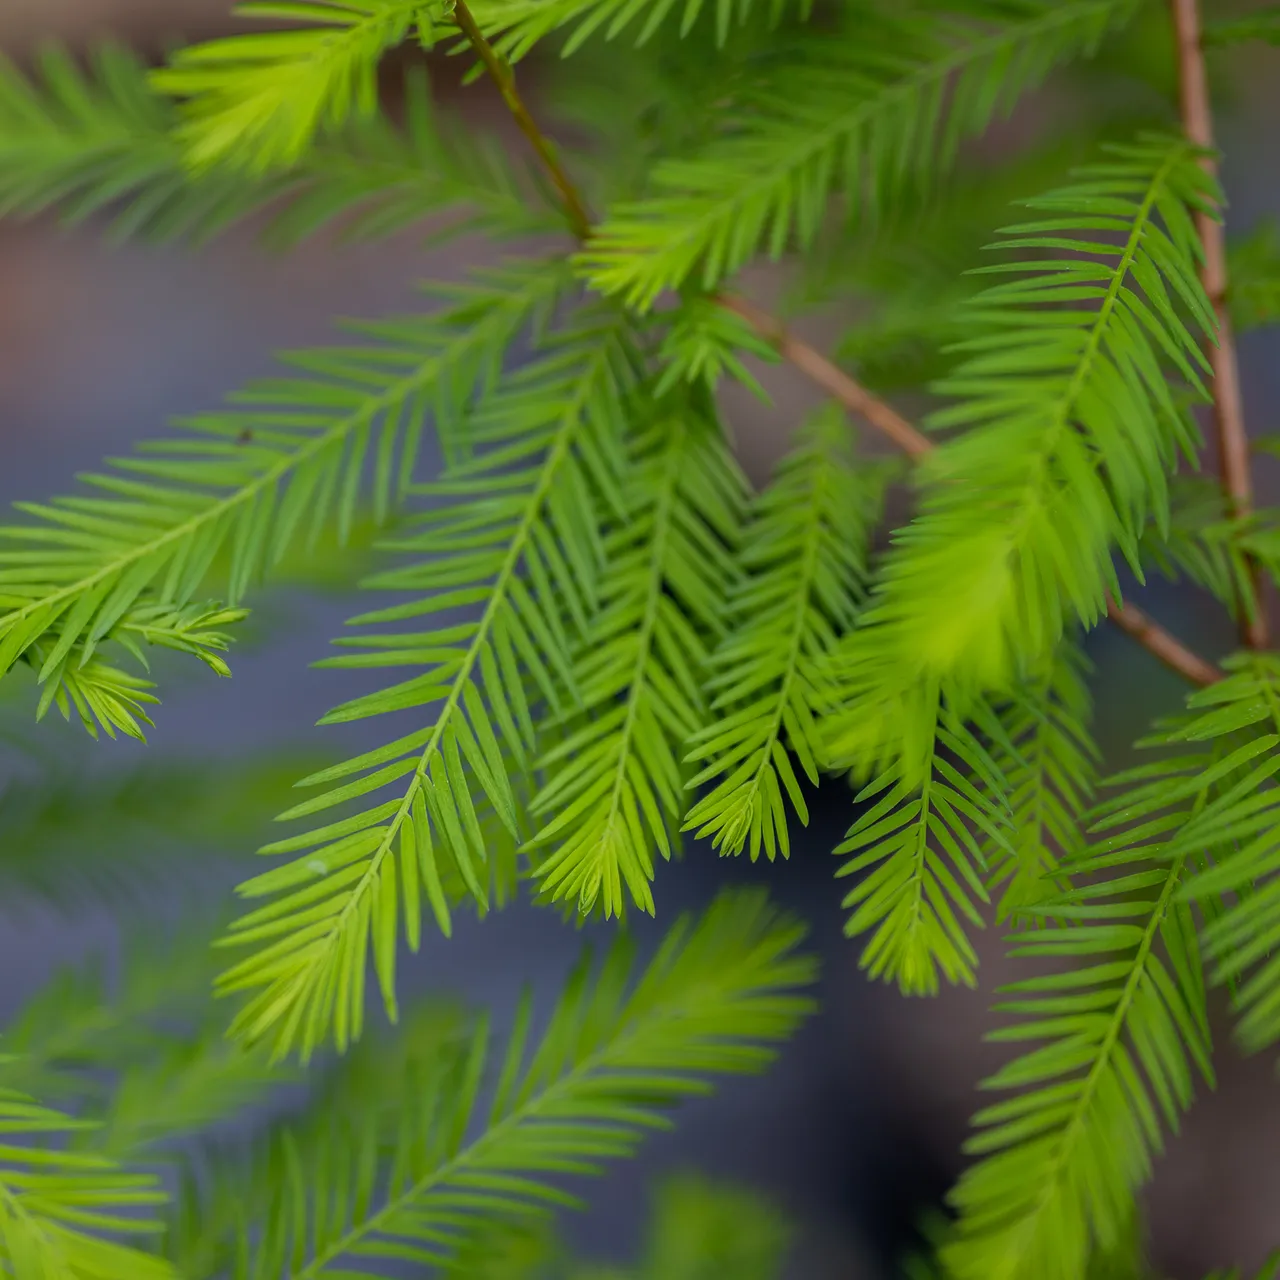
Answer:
447, 5, 1221, 687
1105, 594, 1222, 687
1170, 0, 1268, 649
716, 293, 934, 459
451, 0, 593, 241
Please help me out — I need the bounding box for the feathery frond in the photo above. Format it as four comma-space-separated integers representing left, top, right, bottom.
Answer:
153, 1, 432, 172
437, 1224, 563, 1280
1163, 654, 1280, 1053
632, 1172, 793, 1280
1203, 1253, 1280, 1280
579, 0, 1141, 308
797, 127, 1124, 393
822, 135, 1215, 779
22, 602, 245, 743
436, 1171, 794, 1278
1139, 474, 1254, 617
528, 404, 745, 918
0, 48, 552, 245
212, 891, 814, 1277
683, 408, 885, 862
0, 257, 573, 727
256, 68, 558, 245
0, 1088, 175, 1280
1204, 7, 1280, 47
0, 746, 311, 908
942, 696, 1249, 1280
86, 1035, 287, 1162
943, 752, 1218, 1279
0, 43, 250, 238
158, 1003, 473, 1280
537, 17, 777, 209
834, 688, 1008, 994
1228, 218, 1280, 333
985, 642, 1100, 918
0, 936, 221, 1103
653, 294, 778, 399
1081, 1210, 1156, 1280
469, 0, 809, 64
217, 310, 641, 1060
0, 921, 289, 1158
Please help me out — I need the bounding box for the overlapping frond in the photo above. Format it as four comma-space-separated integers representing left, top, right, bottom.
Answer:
538, 17, 777, 209
10, 1007, 283, 1191
0, 257, 573, 727
1164, 654, 1280, 1053
1203, 1253, 1280, 1280
469, 0, 809, 63
0, 48, 549, 246
1204, 9, 1280, 47
633, 1173, 793, 1280
22, 603, 246, 742
160, 1003, 473, 1280
257, 69, 557, 245
798, 128, 1120, 393
579, 0, 1141, 308
210, 891, 814, 1278
1080, 1210, 1152, 1280
943, 759, 1215, 1280
217, 309, 642, 1060
683, 409, 884, 862
1228, 218, 1280, 333
153, 1, 431, 172
985, 642, 1100, 918
822, 135, 1215, 780
1139, 474, 1253, 616
437, 1224, 563, 1280
528, 405, 745, 918
0, 924, 287, 1168
1143, 475, 1280, 621
829, 250, 982, 396
835, 688, 1009, 994
0, 744, 311, 906
0, 1087, 175, 1279
86, 1034, 287, 1161
0, 43, 254, 238
431, 1170, 793, 1278
654, 294, 778, 399
0, 928, 226, 1103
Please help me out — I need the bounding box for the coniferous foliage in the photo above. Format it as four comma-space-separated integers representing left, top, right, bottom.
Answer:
2, 0, 1280, 1276
684, 407, 887, 863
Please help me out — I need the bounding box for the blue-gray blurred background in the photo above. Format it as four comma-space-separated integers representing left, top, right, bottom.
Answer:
2, 4, 1280, 1276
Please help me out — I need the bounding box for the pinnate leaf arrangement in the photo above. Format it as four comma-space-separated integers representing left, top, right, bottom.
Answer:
3, 0, 1280, 1275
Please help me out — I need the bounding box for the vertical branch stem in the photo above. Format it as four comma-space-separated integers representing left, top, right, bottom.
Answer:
1170, 0, 1269, 648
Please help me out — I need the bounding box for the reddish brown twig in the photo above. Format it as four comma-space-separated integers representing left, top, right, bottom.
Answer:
449, 3, 1222, 688
1106, 595, 1222, 686
1171, 0, 1269, 649
716, 293, 933, 458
